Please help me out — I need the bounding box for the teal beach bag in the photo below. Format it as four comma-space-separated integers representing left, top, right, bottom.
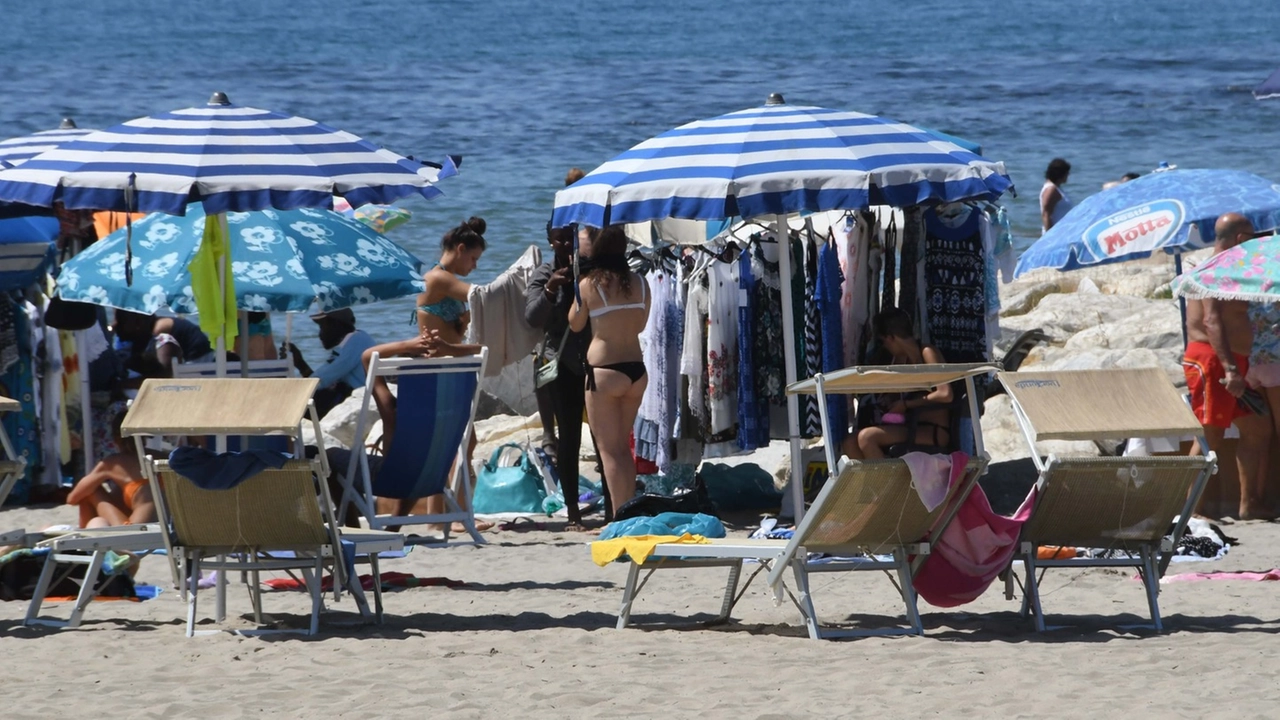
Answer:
472, 444, 547, 514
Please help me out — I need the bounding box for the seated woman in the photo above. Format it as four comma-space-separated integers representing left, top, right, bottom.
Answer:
66, 412, 156, 528
842, 308, 952, 460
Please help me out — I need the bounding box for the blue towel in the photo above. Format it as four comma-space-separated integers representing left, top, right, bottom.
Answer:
598, 512, 726, 540
168, 446, 290, 490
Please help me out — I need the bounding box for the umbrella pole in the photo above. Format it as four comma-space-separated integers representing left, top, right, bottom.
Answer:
774, 213, 805, 524
239, 311, 250, 378
214, 213, 229, 453
1175, 253, 1189, 349
77, 330, 93, 474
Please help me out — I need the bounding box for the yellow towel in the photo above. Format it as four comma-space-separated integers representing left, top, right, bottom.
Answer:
590, 533, 710, 567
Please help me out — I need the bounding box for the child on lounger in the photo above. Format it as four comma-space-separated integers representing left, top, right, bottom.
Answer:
66, 412, 156, 528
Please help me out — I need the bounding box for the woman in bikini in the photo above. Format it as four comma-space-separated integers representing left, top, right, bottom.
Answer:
417, 216, 486, 346
66, 412, 156, 527
399, 217, 491, 532
841, 308, 952, 460
569, 225, 650, 519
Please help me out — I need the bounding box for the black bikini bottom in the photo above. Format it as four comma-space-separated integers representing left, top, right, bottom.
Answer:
585, 361, 647, 391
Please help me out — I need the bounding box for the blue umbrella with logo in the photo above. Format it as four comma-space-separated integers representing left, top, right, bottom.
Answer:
1015, 169, 1280, 276
55, 203, 426, 314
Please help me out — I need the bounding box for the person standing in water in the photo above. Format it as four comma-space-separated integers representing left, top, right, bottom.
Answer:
569, 225, 649, 519
1040, 158, 1073, 233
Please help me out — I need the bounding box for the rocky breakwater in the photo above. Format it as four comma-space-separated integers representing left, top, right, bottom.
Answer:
982, 254, 1193, 463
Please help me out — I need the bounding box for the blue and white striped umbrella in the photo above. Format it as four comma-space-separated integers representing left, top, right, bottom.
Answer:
552, 99, 1013, 227
0, 120, 95, 168
0, 93, 457, 215
55, 203, 427, 314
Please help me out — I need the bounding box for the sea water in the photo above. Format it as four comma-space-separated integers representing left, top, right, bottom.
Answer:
3, 0, 1280, 355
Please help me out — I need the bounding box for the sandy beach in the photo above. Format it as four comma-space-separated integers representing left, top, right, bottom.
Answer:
2, 499, 1277, 720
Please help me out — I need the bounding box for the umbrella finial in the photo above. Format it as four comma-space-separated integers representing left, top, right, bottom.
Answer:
766, 93, 786, 106
208, 92, 231, 106
59, 118, 78, 129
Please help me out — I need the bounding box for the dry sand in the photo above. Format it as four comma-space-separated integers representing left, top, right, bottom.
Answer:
2, 502, 1278, 720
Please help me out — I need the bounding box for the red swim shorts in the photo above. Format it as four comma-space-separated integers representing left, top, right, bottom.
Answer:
1182, 341, 1250, 429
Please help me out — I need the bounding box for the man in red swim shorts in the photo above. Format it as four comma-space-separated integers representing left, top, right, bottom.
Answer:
1182, 213, 1275, 520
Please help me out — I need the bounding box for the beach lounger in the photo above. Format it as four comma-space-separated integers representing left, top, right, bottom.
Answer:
609, 364, 995, 639
123, 377, 402, 636
0, 394, 28, 509
998, 368, 1216, 631
337, 350, 489, 546
24, 524, 166, 628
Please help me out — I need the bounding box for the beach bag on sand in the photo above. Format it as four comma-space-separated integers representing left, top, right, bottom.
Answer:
473, 444, 547, 514
613, 473, 718, 523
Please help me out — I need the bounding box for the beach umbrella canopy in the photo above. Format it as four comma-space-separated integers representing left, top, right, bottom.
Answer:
0, 93, 457, 216
551, 94, 1010, 524
1015, 169, 1280, 277
1255, 67, 1280, 100
0, 216, 58, 289
551, 96, 1012, 228
1171, 233, 1280, 301
333, 196, 412, 234
55, 203, 427, 314
0, 118, 95, 168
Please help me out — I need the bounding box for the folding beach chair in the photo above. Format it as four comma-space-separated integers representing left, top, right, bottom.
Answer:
170, 357, 296, 379
23, 524, 167, 628
338, 350, 489, 546
608, 364, 995, 639
998, 368, 1216, 631
0, 395, 28, 508
123, 377, 403, 636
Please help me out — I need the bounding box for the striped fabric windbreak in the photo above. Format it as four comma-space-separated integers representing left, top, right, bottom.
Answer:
0, 97, 455, 215
552, 102, 1012, 228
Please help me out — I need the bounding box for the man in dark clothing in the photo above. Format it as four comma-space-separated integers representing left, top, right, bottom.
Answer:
525, 221, 610, 528
113, 310, 214, 377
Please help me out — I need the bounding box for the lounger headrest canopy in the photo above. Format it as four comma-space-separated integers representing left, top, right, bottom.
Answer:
786, 363, 997, 396
0, 395, 18, 412
122, 378, 319, 436
998, 368, 1202, 441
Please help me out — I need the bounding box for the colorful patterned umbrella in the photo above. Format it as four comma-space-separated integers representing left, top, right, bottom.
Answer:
1171, 234, 1280, 301
333, 197, 412, 233
55, 203, 427, 314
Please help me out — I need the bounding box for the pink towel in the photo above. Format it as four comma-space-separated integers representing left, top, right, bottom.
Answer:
914, 482, 1037, 608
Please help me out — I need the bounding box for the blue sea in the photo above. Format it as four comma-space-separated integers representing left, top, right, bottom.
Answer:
4, 0, 1280, 350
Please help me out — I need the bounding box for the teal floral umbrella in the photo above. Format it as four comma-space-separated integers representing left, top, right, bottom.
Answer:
55, 203, 427, 313
1171, 233, 1280, 301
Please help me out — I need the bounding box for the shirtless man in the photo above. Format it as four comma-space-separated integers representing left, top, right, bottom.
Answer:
1183, 213, 1275, 520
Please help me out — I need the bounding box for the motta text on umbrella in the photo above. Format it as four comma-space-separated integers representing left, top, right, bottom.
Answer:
1082, 199, 1185, 260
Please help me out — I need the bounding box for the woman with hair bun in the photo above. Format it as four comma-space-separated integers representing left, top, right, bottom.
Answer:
416, 216, 487, 356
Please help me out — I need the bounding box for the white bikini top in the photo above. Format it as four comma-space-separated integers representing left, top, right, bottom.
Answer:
588, 279, 647, 318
